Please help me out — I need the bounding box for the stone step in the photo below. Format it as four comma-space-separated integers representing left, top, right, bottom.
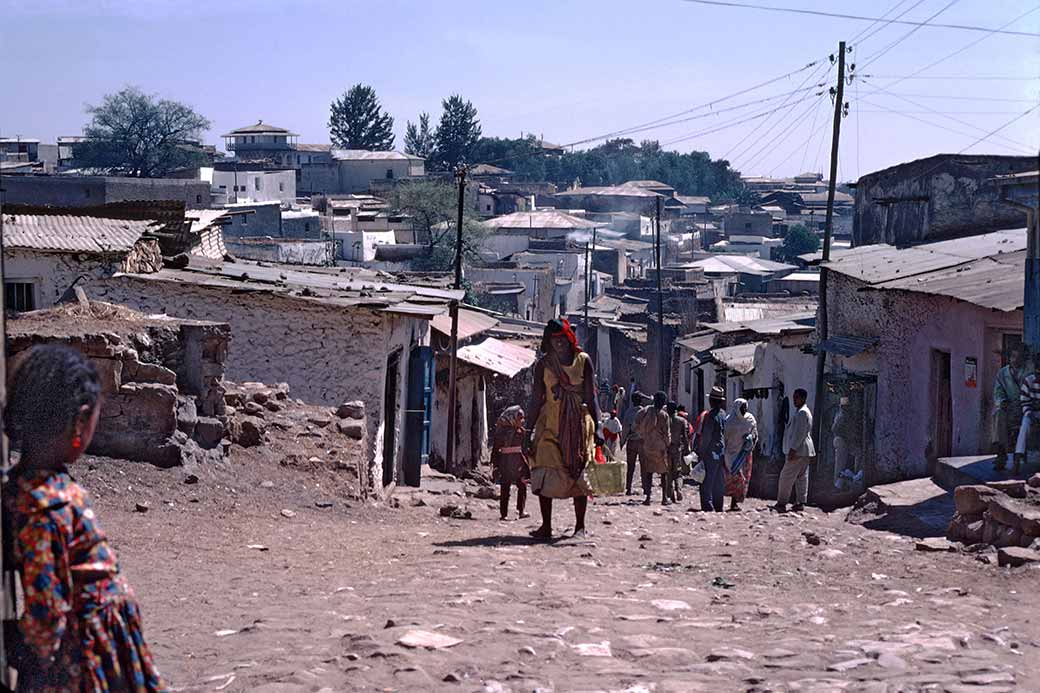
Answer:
846, 477, 954, 538
933, 455, 1038, 491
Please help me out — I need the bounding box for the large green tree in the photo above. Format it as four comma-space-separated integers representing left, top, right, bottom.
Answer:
778, 223, 820, 263
433, 95, 481, 171
387, 179, 484, 272
403, 112, 434, 159
328, 84, 395, 150
77, 86, 210, 177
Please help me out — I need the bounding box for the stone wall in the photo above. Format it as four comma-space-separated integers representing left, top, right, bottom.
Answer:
853, 155, 1034, 247
88, 276, 430, 493
2, 175, 210, 209
4, 242, 161, 310
7, 308, 230, 468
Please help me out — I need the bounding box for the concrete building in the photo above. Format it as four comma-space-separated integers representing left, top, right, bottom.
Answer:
553, 184, 664, 216
87, 257, 462, 495
467, 264, 557, 323
853, 154, 1035, 247
222, 121, 299, 166
722, 209, 773, 236
481, 210, 604, 260
209, 167, 297, 204
682, 254, 797, 295
331, 150, 425, 193
818, 229, 1027, 490
1, 175, 211, 208
2, 214, 163, 311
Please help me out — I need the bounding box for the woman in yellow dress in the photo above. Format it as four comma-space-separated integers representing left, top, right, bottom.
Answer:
527, 319, 600, 540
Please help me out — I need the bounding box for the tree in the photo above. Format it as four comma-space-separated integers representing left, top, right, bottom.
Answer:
77, 86, 210, 177
328, 84, 395, 150
403, 112, 434, 159
779, 223, 820, 262
433, 95, 481, 170
386, 179, 484, 272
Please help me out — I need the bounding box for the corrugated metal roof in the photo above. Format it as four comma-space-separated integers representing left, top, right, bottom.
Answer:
871, 250, 1025, 312
431, 308, 499, 340
331, 150, 423, 161
2, 214, 158, 253
818, 228, 1026, 283
295, 143, 333, 152
703, 311, 816, 336
484, 211, 603, 230
223, 121, 297, 136
457, 337, 537, 377
819, 335, 878, 357
686, 255, 796, 276
676, 332, 716, 353
190, 226, 227, 260
555, 185, 662, 199
709, 342, 761, 374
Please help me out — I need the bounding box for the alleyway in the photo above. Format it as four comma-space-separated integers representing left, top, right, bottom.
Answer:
84, 456, 1040, 693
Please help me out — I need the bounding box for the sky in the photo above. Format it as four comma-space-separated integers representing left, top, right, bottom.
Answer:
3, 0, 1039, 181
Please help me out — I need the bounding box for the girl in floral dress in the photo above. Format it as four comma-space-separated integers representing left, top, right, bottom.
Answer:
4, 345, 166, 692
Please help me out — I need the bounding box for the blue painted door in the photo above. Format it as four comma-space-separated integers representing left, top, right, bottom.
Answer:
404, 346, 434, 487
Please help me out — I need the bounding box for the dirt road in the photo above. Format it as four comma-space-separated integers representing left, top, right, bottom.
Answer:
83, 457, 1040, 692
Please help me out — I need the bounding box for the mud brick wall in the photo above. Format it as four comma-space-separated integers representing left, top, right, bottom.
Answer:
90, 276, 430, 493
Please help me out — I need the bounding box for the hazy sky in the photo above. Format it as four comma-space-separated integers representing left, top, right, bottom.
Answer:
4, 0, 1038, 181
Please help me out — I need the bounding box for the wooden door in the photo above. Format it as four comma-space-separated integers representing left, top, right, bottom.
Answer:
931, 350, 953, 460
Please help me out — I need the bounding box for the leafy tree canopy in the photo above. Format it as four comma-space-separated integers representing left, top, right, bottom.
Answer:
329, 84, 395, 150
77, 86, 210, 178
386, 179, 485, 272
404, 112, 434, 159
778, 223, 820, 263
432, 95, 481, 171
468, 136, 747, 201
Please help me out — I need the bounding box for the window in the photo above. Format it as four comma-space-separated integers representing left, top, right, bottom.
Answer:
84, 188, 91, 198
304, 222, 311, 234
254, 176, 261, 191
241, 215, 248, 225
5, 282, 35, 312
195, 194, 203, 204
386, 168, 394, 179
249, 136, 255, 143
744, 222, 752, 230
279, 182, 284, 192
485, 204, 492, 212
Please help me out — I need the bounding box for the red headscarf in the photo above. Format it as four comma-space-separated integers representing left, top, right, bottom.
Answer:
542, 318, 581, 353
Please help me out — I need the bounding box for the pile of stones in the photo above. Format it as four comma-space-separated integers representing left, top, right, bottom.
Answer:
947, 475, 1040, 567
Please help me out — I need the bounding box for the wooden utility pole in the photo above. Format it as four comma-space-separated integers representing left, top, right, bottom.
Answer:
444, 166, 467, 473
811, 41, 847, 448
655, 196, 666, 391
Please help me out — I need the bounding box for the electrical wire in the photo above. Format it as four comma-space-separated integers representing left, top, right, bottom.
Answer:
860, 77, 1035, 150
561, 59, 824, 148
723, 59, 833, 161
857, 98, 1036, 154
737, 94, 828, 172
866, 4, 1040, 92
862, 74, 1040, 81
660, 93, 823, 147
799, 95, 827, 172
955, 103, 1040, 154
770, 110, 832, 176
851, 0, 926, 47
676, 0, 1040, 36
859, 0, 962, 71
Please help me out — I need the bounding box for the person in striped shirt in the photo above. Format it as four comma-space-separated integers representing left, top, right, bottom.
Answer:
1013, 361, 1040, 473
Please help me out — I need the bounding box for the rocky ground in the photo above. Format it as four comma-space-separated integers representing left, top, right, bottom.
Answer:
78, 447, 1040, 693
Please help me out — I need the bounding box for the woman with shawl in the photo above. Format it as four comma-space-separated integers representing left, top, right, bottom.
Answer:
490, 406, 531, 521
527, 319, 600, 540
723, 397, 758, 511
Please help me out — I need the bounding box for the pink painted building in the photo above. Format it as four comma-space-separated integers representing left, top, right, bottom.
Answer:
817, 229, 1026, 489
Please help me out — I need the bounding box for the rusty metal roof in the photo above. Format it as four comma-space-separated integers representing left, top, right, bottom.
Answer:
870, 250, 1025, 312
2, 214, 159, 254
483, 211, 603, 230
709, 342, 761, 374
457, 337, 537, 377
431, 308, 499, 341
818, 228, 1026, 284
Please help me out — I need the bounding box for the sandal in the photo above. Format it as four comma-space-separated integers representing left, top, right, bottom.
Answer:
529, 526, 553, 540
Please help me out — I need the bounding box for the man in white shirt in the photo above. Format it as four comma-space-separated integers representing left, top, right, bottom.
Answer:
773, 388, 815, 513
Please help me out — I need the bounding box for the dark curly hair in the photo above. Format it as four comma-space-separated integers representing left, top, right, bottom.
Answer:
5, 345, 101, 452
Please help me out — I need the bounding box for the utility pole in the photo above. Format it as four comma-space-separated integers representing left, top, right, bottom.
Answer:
444, 166, 467, 474
811, 41, 848, 449
584, 237, 591, 338
655, 196, 665, 391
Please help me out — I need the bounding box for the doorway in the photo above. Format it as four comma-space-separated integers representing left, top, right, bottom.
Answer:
382, 350, 402, 487
930, 349, 952, 461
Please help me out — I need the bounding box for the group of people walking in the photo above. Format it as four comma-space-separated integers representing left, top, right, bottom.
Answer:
490, 318, 820, 542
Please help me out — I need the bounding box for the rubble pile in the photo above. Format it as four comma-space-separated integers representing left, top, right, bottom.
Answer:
947, 475, 1040, 567
222, 381, 367, 497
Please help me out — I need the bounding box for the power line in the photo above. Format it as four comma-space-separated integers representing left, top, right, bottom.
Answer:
800, 95, 827, 172
866, 4, 1040, 91
859, 0, 962, 71
723, 59, 832, 161
770, 110, 831, 176
956, 103, 1040, 154
860, 77, 1035, 149
858, 109, 1026, 114
661, 95, 823, 146
677, 0, 1040, 36
852, 0, 926, 47
858, 98, 1036, 154
562, 59, 823, 148
737, 94, 827, 172
863, 74, 1040, 81
860, 92, 1039, 103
